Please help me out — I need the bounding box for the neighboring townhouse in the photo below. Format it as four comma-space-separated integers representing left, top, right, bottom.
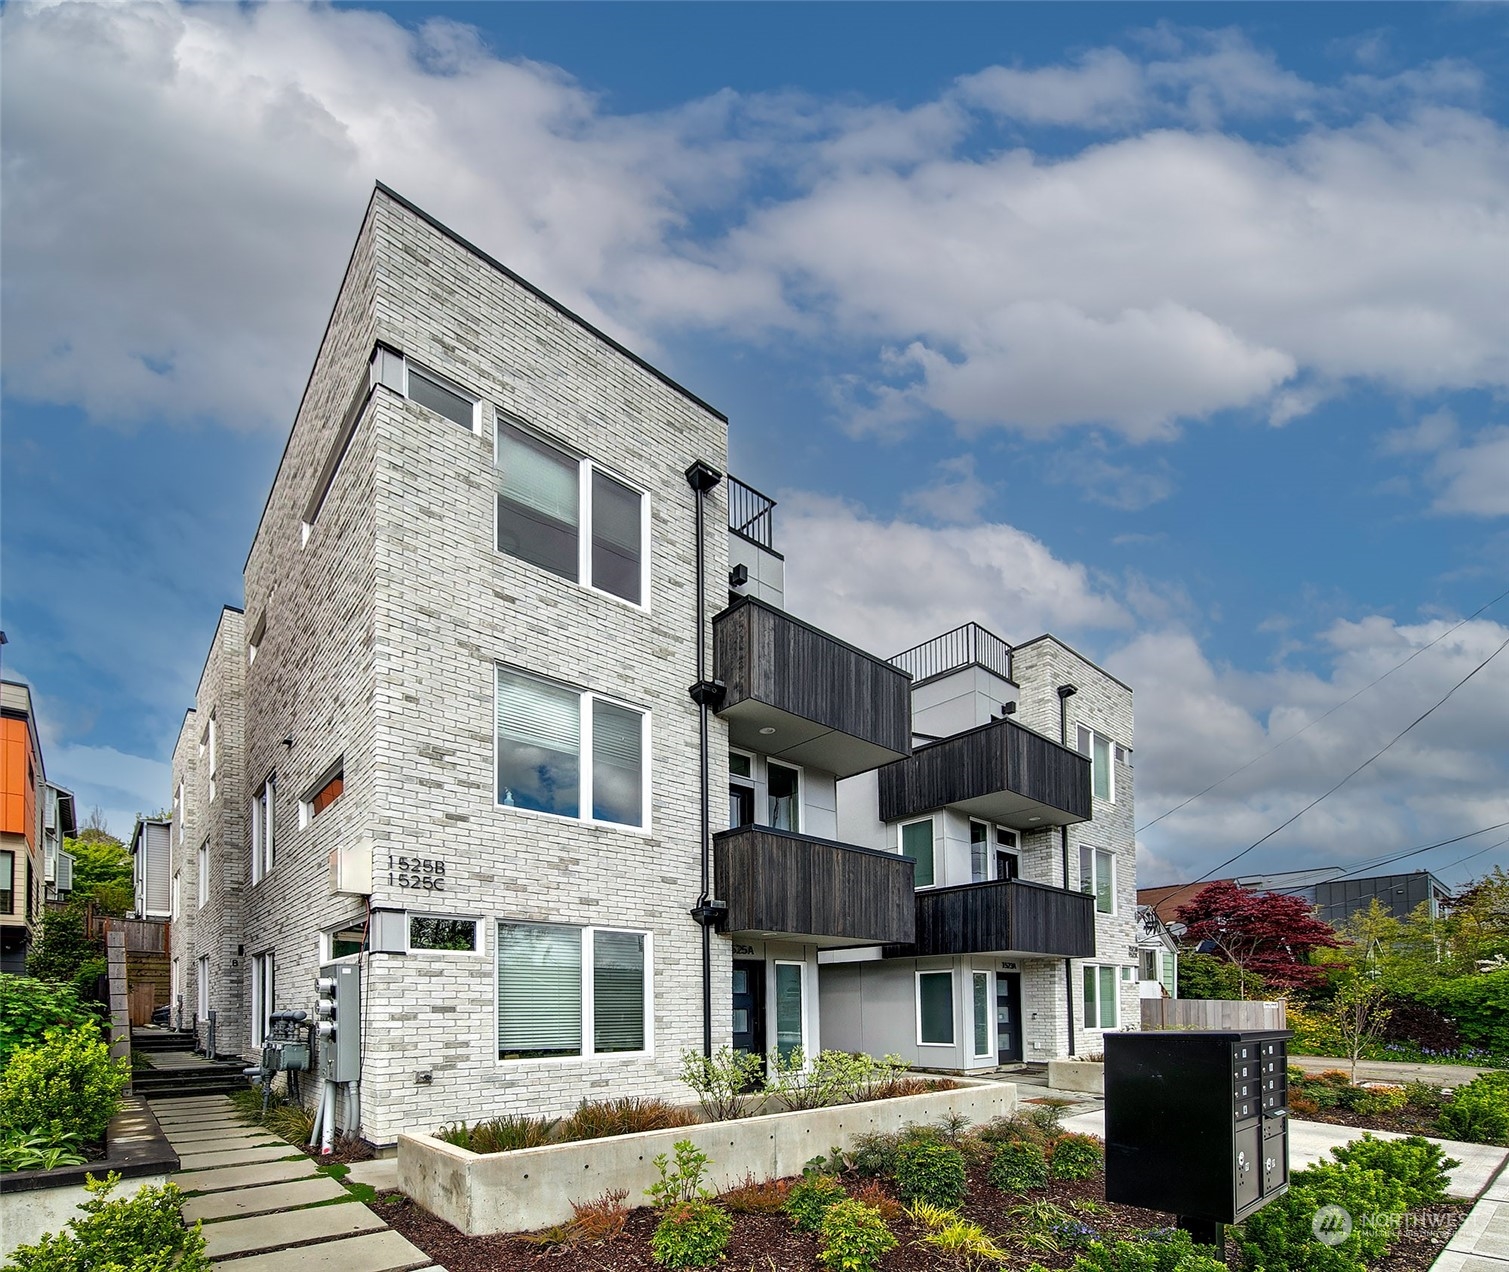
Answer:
1136, 904, 1179, 1000
165, 607, 246, 1048
162, 185, 1136, 1145
1138, 867, 1452, 932
43, 781, 77, 902
1, 680, 46, 973
129, 817, 173, 922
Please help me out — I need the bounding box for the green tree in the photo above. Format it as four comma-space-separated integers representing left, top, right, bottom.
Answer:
1328, 972, 1393, 1080
64, 832, 134, 914
1175, 952, 1253, 1001
27, 905, 107, 993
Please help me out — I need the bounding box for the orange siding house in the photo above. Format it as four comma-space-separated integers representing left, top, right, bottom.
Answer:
2, 681, 46, 972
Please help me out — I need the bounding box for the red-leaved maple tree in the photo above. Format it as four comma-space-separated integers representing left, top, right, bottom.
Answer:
1176, 881, 1343, 996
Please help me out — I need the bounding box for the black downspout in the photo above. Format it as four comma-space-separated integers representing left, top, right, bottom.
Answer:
1057, 683, 1078, 1058
685, 461, 726, 1059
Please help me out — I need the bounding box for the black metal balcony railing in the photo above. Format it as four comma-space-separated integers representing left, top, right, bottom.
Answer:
715, 825, 916, 946
897, 878, 1096, 959
727, 477, 776, 551
890, 622, 1013, 686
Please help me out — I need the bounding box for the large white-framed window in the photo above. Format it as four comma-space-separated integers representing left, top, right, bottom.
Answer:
917, 969, 955, 1046
1076, 725, 1115, 803
251, 776, 275, 884
495, 666, 648, 829
773, 960, 807, 1062
496, 921, 650, 1061
197, 840, 209, 908
494, 416, 649, 608
767, 760, 801, 832
899, 818, 936, 888
196, 955, 210, 1023
1079, 845, 1115, 915
1083, 963, 1118, 1031
250, 951, 275, 1048
971, 971, 992, 1058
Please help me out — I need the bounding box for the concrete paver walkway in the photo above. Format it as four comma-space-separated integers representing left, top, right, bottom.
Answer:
151, 1095, 442, 1271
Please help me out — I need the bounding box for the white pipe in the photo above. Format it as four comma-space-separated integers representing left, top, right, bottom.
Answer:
307, 1080, 325, 1149
320, 1080, 336, 1154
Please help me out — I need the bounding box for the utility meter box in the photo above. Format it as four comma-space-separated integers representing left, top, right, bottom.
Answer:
316, 962, 362, 1083
1105, 1029, 1290, 1225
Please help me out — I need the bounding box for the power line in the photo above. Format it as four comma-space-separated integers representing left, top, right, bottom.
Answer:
1248, 820, 1509, 899
1431, 835, 1509, 879
1138, 585, 1509, 834
1193, 630, 1509, 883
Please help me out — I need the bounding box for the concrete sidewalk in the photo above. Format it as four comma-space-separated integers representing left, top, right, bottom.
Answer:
1290, 1055, 1500, 1090
151, 1095, 442, 1271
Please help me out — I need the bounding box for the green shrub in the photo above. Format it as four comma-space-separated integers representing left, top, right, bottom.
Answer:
1436, 1072, 1509, 1145
1351, 1085, 1408, 1116
1403, 1080, 1445, 1112
917, 1216, 1007, 1264
1048, 1133, 1104, 1181
0, 978, 102, 1069
817, 1198, 898, 1272
1418, 969, 1509, 1057
892, 1139, 967, 1209
1327, 1134, 1458, 1207
649, 1200, 732, 1268
0, 1129, 87, 1173
987, 1140, 1050, 1192
678, 1047, 763, 1121
1235, 1159, 1408, 1272
3, 1171, 210, 1271
784, 1173, 846, 1231
1071, 1227, 1226, 1272
435, 1113, 558, 1153
0, 1026, 127, 1144
647, 1141, 714, 1210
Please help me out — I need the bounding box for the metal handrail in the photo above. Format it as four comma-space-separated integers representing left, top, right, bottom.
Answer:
727, 476, 776, 550
890, 622, 1013, 684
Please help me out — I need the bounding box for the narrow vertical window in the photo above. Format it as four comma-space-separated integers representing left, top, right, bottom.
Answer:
496, 421, 580, 582
198, 840, 209, 908
197, 956, 210, 1023
901, 819, 935, 888
768, 762, 800, 832
970, 820, 989, 883
1093, 733, 1112, 801
590, 469, 642, 604
591, 700, 643, 827
593, 930, 646, 1053
972, 972, 991, 1057
774, 962, 805, 1062
1099, 965, 1117, 1029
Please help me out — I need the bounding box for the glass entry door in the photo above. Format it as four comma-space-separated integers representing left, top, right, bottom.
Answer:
996, 972, 1023, 1064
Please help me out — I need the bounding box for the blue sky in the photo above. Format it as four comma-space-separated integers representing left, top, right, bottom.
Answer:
3, 1, 1507, 889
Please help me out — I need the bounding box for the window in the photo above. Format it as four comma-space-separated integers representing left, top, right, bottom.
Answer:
1079, 845, 1115, 915
0, 851, 13, 914
900, 819, 935, 888
196, 955, 210, 1023
303, 759, 344, 822
729, 751, 755, 829
207, 713, 218, 802
251, 777, 275, 883
197, 840, 209, 908
496, 922, 649, 1060
1083, 964, 1118, 1030
495, 666, 647, 828
407, 364, 476, 431
171, 871, 181, 920
1076, 726, 1114, 802
917, 971, 954, 1045
495, 418, 646, 605
970, 820, 989, 883
327, 921, 366, 960
767, 761, 800, 832
775, 962, 805, 1062
410, 916, 479, 952
251, 952, 275, 1048
248, 612, 266, 666
1139, 950, 1158, 981
176, 782, 184, 844
995, 827, 1020, 881
972, 972, 991, 1057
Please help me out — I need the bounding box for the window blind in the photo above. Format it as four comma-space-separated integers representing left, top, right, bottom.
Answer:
591, 700, 643, 826
592, 931, 645, 1052
498, 923, 582, 1057
590, 470, 642, 603
497, 423, 579, 523
496, 671, 580, 751
1098, 965, 1117, 1029
1095, 849, 1114, 914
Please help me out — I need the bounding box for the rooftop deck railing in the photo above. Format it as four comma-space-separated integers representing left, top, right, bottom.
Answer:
890, 622, 1013, 685
727, 476, 776, 551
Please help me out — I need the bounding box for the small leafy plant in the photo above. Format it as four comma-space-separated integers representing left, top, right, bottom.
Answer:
678, 1047, 764, 1121
650, 1200, 733, 1268
892, 1139, 967, 1209
1068, 1227, 1227, 1272
0, 1026, 128, 1144
435, 1113, 558, 1153
1327, 1133, 1459, 1207
647, 1140, 714, 1209
720, 1172, 791, 1214
784, 1173, 847, 1231
3, 1171, 210, 1271
1048, 1133, 1104, 1181
987, 1139, 1050, 1192
521, 1189, 631, 1248
0, 1128, 88, 1173
1436, 1072, 1509, 1145
817, 1198, 898, 1272
917, 1215, 1007, 1268
559, 1096, 697, 1141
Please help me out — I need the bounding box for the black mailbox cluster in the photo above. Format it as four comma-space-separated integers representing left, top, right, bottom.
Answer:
1104, 1029, 1291, 1226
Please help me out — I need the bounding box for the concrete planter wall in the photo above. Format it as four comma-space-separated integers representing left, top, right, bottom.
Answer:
1047, 1058, 1104, 1094
0, 1097, 178, 1260
399, 1079, 1017, 1235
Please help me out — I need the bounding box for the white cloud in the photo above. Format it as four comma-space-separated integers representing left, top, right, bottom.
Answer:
901, 456, 993, 524
1379, 409, 1509, 517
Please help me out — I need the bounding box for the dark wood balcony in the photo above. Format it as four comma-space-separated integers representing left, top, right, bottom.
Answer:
713, 597, 911, 778
714, 825, 916, 947
877, 716, 1091, 827
896, 879, 1096, 959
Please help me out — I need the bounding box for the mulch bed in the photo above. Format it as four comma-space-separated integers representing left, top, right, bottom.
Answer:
372, 1162, 1459, 1272
1294, 1105, 1444, 1137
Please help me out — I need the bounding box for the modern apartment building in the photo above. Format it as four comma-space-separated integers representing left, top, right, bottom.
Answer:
162, 185, 1136, 1144
1, 681, 47, 973
42, 781, 77, 902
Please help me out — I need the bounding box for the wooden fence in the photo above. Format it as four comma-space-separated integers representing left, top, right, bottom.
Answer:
83, 906, 169, 954
1141, 999, 1287, 1031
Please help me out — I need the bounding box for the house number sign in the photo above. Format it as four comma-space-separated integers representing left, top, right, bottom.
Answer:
388, 855, 447, 891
